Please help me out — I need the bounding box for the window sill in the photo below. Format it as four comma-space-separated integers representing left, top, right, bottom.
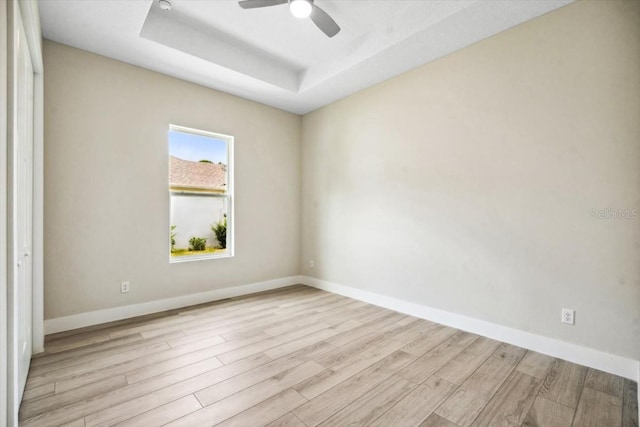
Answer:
169, 251, 233, 263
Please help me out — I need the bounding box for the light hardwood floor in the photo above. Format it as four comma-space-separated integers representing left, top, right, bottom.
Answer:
20, 285, 638, 427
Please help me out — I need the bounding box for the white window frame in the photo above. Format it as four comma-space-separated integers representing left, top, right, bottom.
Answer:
168, 124, 234, 263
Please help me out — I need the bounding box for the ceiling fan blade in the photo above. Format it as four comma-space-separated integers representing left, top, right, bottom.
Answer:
310, 3, 340, 38
238, 0, 287, 9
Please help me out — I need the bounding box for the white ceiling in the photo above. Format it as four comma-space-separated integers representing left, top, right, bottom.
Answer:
39, 0, 573, 114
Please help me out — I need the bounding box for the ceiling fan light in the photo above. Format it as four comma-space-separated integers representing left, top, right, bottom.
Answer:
290, 0, 312, 18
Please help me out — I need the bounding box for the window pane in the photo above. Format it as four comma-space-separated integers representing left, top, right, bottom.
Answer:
169, 130, 228, 193
169, 126, 232, 261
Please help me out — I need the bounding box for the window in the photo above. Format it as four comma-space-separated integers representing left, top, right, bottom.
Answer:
169, 125, 233, 262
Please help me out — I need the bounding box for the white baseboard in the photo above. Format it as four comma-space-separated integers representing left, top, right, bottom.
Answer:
301, 275, 640, 382
43, 273, 639, 383
44, 275, 303, 335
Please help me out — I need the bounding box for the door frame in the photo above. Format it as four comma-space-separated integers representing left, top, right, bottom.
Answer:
1, 1, 9, 425
2, 0, 43, 425
18, 0, 44, 357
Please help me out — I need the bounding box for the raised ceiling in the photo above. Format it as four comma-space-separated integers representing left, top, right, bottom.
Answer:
39, 0, 573, 114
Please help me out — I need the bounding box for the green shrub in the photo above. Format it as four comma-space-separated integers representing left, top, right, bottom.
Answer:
189, 236, 207, 251
211, 214, 227, 249
170, 225, 177, 250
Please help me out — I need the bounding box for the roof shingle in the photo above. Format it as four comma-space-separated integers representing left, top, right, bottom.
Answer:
169, 156, 227, 192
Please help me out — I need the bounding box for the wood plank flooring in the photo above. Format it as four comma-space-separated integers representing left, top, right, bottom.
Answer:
20, 285, 638, 427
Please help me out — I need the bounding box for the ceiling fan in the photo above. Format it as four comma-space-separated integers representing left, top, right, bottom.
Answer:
238, 0, 341, 38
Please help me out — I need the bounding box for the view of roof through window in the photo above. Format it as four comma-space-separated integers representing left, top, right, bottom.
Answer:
169, 127, 232, 261
169, 130, 228, 193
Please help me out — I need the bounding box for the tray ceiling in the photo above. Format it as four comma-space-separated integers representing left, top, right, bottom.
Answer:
39, 0, 573, 114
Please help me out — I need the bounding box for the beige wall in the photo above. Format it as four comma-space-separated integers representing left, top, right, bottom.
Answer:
301, 0, 640, 359
44, 41, 302, 319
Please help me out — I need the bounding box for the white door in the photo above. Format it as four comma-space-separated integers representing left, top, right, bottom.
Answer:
12, 7, 34, 404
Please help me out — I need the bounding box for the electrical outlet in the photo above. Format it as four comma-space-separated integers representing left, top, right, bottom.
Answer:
309, 260, 314, 269
561, 308, 574, 325
121, 281, 130, 293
